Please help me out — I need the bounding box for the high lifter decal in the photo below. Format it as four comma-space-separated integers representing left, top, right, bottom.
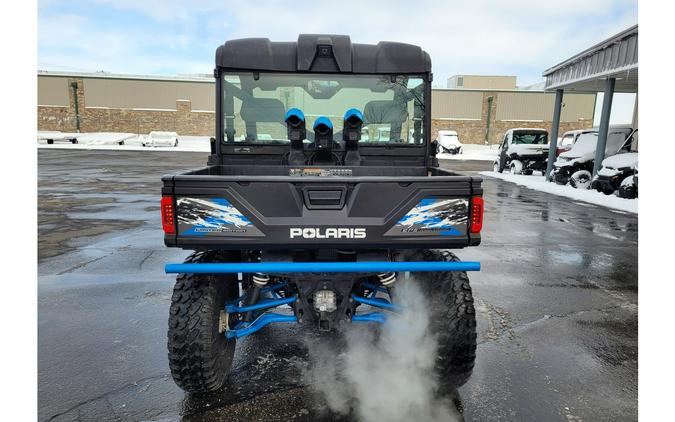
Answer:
177, 197, 264, 237
385, 198, 468, 237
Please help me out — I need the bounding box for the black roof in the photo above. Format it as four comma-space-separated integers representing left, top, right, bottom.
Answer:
215, 34, 431, 74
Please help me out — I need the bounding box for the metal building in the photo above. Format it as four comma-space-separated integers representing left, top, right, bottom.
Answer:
542, 25, 638, 177
447, 75, 517, 90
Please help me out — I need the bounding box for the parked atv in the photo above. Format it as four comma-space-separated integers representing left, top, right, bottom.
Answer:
493, 128, 549, 175
551, 127, 635, 189
436, 130, 462, 154
591, 151, 638, 195
160, 35, 483, 394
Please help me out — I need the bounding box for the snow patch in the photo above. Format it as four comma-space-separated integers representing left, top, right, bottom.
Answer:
480, 171, 637, 214
38, 132, 211, 152
438, 144, 498, 161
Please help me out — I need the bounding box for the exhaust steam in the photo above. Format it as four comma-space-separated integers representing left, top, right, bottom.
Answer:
304, 277, 460, 421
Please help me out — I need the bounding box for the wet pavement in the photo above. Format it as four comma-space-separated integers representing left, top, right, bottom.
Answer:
38, 150, 637, 421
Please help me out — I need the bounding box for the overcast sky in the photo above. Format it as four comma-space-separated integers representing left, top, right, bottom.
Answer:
38, 0, 637, 87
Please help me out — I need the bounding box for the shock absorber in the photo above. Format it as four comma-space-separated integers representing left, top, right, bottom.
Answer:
243, 273, 269, 322
378, 272, 397, 304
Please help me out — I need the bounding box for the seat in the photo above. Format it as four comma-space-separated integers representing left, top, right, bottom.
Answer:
239, 98, 286, 141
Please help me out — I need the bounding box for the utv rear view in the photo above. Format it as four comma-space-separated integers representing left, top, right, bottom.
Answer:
161, 35, 484, 393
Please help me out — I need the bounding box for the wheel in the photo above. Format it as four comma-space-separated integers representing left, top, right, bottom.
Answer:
118, 140, 125, 145
70, 139, 78, 144
395, 249, 477, 388
47, 139, 54, 145
619, 184, 637, 199
168, 250, 241, 393
569, 170, 592, 189
174, 138, 179, 147
493, 161, 503, 173
510, 160, 523, 175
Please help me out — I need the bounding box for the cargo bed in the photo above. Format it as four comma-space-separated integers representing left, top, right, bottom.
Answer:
162, 165, 483, 250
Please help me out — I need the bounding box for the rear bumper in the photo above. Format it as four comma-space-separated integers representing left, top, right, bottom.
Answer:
165, 260, 481, 274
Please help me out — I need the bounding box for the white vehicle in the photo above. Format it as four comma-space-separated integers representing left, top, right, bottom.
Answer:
142, 131, 179, 147
37, 131, 79, 145
556, 129, 597, 157
591, 151, 638, 195
436, 130, 462, 155
493, 128, 549, 175
551, 127, 635, 189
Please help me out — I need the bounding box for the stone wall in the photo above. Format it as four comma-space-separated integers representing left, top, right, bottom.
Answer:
38, 79, 592, 141
37, 78, 215, 136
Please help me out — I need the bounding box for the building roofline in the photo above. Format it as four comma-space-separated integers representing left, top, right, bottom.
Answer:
542, 24, 638, 76
431, 87, 593, 94
448, 74, 517, 78
37, 70, 214, 83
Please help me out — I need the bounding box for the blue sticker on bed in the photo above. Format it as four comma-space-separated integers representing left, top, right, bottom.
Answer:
389, 197, 468, 236
176, 197, 263, 237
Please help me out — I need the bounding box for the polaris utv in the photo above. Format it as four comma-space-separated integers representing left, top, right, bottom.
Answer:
493, 128, 549, 175
160, 35, 484, 394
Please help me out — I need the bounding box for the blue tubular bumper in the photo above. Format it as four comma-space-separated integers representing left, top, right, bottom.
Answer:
165, 260, 480, 274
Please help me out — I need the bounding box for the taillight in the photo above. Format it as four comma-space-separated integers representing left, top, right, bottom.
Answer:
161, 196, 176, 234
470, 196, 484, 234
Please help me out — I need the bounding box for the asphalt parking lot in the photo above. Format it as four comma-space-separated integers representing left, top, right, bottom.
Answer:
38, 149, 637, 421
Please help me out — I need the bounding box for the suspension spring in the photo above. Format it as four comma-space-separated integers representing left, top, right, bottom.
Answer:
377, 272, 396, 286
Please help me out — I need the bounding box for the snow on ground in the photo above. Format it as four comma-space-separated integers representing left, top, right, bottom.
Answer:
438, 144, 498, 161
38, 133, 211, 152
480, 171, 637, 214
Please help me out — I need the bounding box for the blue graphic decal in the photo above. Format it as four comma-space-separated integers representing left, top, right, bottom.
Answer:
388, 197, 468, 237
177, 197, 263, 237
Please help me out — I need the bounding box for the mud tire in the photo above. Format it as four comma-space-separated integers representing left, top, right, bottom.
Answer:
569, 170, 592, 189
510, 159, 523, 175
168, 250, 240, 393
395, 249, 477, 388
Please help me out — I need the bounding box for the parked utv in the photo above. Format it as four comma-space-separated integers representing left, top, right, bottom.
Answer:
493, 128, 549, 175
551, 127, 635, 189
436, 130, 462, 155
160, 35, 484, 394
592, 150, 638, 195
556, 129, 598, 157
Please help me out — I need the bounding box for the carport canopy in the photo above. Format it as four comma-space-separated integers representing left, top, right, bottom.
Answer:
542, 25, 638, 177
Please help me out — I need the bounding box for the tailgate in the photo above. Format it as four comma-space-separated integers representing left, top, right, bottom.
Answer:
162, 170, 482, 250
